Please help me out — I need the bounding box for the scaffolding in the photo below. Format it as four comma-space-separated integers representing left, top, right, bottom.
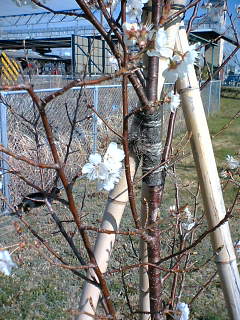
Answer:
0, 9, 95, 39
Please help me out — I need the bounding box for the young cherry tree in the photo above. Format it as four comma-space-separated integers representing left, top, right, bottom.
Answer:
1, 0, 240, 320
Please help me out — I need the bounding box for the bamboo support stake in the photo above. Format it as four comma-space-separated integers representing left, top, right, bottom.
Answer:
176, 24, 240, 319
77, 155, 138, 320
139, 183, 151, 320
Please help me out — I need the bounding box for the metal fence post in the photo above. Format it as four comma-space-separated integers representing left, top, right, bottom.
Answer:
217, 80, 221, 113
93, 86, 99, 153
208, 80, 212, 115
0, 94, 10, 209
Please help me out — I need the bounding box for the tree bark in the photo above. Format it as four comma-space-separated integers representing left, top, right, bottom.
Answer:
140, 1, 186, 319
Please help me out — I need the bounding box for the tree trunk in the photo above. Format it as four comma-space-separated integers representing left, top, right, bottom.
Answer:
140, 1, 186, 319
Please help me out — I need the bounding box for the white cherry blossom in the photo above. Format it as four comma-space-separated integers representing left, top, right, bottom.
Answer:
169, 205, 176, 214
82, 143, 125, 191
104, 142, 125, 170
220, 170, 228, 178
122, 22, 139, 46
182, 222, 195, 232
0, 250, 17, 276
82, 153, 108, 181
126, 0, 148, 21
181, 207, 195, 234
164, 45, 199, 83
164, 91, 181, 113
226, 155, 240, 169
147, 28, 172, 58
174, 302, 190, 320
123, 22, 152, 49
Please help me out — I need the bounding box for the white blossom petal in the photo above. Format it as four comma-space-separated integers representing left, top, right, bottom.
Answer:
82, 163, 94, 175
182, 222, 195, 231
226, 155, 239, 169
0, 250, 17, 276
82, 153, 108, 181
183, 44, 199, 65
163, 68, 179, 83
89, 153, 102, 165
147, 28, 172, 58
126, 0, 146, 21
104, 142, 125, 164
174, 302, 190, 320
109, 55, 118, 70
98, 171, 121, 191
220, 170, 228, 178
164, 91, 180, 113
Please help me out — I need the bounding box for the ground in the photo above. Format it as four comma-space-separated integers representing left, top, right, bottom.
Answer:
0, 92, 239, 320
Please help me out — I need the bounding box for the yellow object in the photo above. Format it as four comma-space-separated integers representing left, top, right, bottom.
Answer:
0, 52, 20, 85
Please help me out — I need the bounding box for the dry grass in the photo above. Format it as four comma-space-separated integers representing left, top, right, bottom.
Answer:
0, 93, 239, 319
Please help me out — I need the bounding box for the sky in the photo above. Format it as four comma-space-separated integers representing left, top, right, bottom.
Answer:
0, 0, 239, 64
1, 0, 239, 16
1, 0, 79, 15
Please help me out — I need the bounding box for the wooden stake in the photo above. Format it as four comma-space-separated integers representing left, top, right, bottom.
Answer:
77, 155, 138, 320
139, 183, 151, 320
176, 23, 240, 319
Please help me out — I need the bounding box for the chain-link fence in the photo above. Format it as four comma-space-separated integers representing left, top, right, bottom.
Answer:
0, 80, 221, 206
201, 80, 221, 116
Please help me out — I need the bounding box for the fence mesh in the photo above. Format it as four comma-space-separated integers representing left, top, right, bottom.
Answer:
0, 81, 221, 205
201, 80, 221, 116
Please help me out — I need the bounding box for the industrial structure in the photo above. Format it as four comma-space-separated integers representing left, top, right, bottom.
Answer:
0, 8, 116, 79
0, 1, 238, 81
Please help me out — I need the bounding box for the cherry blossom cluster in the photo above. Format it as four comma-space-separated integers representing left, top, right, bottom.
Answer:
225, 154, 240, 170
163, 44, 200, 82
0, 250, 17, 276
169, 205, 195, 235
122, 22, 152, 49
82, 142, 125, 191
220, 154, 240, 179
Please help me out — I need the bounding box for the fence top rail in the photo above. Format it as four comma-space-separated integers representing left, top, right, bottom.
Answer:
0, 84, 131, 96
0, 80, 221, 96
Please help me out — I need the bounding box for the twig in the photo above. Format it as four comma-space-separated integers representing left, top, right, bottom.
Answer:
0, 145, 58, 169
122, 74, 141, 228
157, 207, 234, 265
211, 109, 240, 138
26, 84, 117, 320
87, 104, 123, 139
189, 271, 218, 305
18, 214, 98, 285
46, 201, 86, 265
121, 271, 134, 314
